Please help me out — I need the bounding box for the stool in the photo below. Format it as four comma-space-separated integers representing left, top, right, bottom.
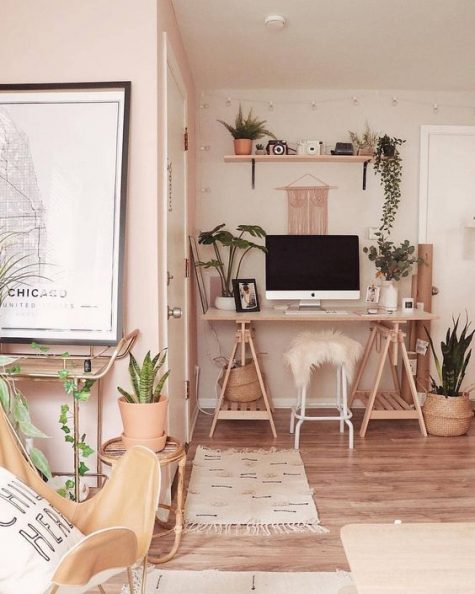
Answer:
285, 330, 363, 450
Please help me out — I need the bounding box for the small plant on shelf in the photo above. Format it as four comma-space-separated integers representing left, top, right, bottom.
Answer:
198, 223, 267, 299
217, 104, 276, 155
348, 122, 378, 156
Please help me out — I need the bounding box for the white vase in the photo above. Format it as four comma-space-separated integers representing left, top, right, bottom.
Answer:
215, 296, 236, 311
380, 280, 398, 312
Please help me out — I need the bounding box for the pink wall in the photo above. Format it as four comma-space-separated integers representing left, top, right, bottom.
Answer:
0, 0, 196, 469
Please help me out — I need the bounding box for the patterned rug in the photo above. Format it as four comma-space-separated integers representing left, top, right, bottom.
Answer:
184, 446, 326, 535
122, 569, 353, 594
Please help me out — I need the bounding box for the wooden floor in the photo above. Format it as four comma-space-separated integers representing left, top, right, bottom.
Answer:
102, 409, 475, 591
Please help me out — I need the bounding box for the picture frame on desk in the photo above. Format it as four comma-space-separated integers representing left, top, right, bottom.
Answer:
232, 279, 260, 312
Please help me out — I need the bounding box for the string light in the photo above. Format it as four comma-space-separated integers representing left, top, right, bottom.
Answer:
433, 103, 439, 114
311, 101, 317, 111
352, 96, 359, 106
225, 97, 232, 107
199, 103, 209, 109
268, 101, 274, 111
392, 97, 399, 107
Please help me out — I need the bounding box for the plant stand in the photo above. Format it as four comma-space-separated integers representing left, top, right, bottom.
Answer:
349, 322, 427, 437
3, 329, 138, 501
209, 320, 277, 438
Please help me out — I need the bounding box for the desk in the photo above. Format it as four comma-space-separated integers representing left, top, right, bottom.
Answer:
203, 308, 437, 437
99, 435, 186, 564
341, 522, 475, 593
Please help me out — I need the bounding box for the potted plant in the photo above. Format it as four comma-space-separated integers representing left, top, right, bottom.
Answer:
348, 123, 378, 156
422, 316, 475, 436
363, 236, 420, 311
117, 349, 170, 451
217, 104, 276, 155
255, 143, 266, 155
198, 223, 267, 310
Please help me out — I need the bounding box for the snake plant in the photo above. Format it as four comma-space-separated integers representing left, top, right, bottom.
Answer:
426, 316, 474, 397
118, 350, 170, 404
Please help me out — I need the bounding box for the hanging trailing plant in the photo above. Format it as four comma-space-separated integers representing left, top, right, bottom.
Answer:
373, 135, 405, 234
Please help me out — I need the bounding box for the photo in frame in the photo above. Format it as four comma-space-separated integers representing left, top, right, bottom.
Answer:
232, 279, 260, 312
0, 82, 130, 344
365, 284, 380, 304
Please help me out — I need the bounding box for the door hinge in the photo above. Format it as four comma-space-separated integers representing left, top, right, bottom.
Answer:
185, 379, 190, 400
184, 127, 189, 151
185, 257, 190, 278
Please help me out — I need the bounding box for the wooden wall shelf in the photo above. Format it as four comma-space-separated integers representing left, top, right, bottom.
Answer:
223, 154, 372, 189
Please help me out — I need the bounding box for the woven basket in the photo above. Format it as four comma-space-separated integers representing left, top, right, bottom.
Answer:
422, 392, 473, 437
219, 359, 262, 403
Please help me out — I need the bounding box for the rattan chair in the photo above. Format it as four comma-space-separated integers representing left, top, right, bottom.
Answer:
0, 406, 160, 593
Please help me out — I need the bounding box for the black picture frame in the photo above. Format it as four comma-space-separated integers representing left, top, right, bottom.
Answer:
0, 82, 130, 344
232, 279, 260, 313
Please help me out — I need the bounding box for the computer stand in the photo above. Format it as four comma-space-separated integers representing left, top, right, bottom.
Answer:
209, 320, 277, 438
289, 299, 325, 312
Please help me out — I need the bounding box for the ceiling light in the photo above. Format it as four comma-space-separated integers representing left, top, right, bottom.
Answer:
264, 15, 286, 30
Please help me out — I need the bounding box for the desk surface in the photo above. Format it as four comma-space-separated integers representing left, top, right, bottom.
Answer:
203, 307, 437, 323
341, 522, 475, 593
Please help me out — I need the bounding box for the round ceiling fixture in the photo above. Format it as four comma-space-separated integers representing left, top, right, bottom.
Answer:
264, 15, 286, 30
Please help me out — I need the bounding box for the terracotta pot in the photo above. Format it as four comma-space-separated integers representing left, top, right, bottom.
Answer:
118, 395, 168, 451
423, 392, 473, 437
234, 139, 252, 155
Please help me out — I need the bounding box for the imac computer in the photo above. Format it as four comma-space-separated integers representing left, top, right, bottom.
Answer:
265, 234, 360, 311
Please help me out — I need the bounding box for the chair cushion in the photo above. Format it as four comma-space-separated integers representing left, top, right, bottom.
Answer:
0, 466, 84, 594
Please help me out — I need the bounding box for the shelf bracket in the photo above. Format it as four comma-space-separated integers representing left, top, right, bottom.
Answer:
251, 158, 256, 189
362, 160, 370, 191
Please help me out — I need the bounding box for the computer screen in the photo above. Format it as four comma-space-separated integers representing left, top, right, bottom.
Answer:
265, 234, 360, 304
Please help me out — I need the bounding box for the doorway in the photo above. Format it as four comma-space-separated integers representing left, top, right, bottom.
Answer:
419, 125, 475, 389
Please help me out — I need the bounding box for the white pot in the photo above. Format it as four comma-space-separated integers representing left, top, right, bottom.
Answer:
215, 296, 236, 311
380, 280, 398, 312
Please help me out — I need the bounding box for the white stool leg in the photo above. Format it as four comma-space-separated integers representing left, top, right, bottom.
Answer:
337, 364, 344, 433
290, 386, 302, 434
341, 364, 354, 449
294, 385, 307, 449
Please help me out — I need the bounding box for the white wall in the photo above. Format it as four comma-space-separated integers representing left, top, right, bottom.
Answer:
196, 89, 475, 410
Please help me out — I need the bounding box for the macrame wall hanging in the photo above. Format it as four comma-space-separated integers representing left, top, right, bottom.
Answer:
277, 174, 336, 235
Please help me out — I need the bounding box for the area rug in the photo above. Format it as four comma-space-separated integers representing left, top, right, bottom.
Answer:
184, 446, 327, 535
122, 569, 353, 594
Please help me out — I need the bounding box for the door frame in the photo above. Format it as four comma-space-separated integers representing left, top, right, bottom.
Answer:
159, 32, 191, 441
419, 125, 475, 243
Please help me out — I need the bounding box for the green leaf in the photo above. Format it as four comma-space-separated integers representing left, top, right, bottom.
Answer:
31, 341, 49, 353
0, 377, 10, 411
12, 397, 31, 425
64, 435, 74, 443
78, 461, 89, 476
60, 424, 71, 434
65, 479, 75, 489
18, 419, 49, 439
78, 444, 94, 458
59, 404, 69, 425
58, 369, 69, 380
29, 447, 52, 479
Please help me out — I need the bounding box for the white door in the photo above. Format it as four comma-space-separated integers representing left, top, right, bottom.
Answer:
166, 52, 189, 443
419, 125, 475, 390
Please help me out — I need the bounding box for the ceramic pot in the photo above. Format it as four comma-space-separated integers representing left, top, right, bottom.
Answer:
215, 296, 236, 311
234, 139, 252, 155
423, 392, 473, 436
379, 280, 398, 312
118, 395, 168, 451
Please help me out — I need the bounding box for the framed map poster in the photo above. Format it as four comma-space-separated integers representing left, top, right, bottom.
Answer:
0, 82, 130, 344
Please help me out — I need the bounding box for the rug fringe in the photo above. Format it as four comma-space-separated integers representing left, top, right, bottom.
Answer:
198, 445, 299, 455
185, 521, 328, 536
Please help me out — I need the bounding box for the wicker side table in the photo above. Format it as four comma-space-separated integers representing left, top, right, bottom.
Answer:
99, 435, 186, 564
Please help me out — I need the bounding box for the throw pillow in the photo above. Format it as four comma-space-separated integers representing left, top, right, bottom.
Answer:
0, 466, 84, 594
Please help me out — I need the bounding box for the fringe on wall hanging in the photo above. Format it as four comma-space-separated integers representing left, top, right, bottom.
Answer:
277, 174, 336, 235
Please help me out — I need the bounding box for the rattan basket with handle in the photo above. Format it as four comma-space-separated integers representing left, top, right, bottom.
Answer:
422, 392, 473, 437
219, 359, 262, 403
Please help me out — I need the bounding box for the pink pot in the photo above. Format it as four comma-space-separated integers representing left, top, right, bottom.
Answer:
234, 139, 252, 155
118, 396, 168, 451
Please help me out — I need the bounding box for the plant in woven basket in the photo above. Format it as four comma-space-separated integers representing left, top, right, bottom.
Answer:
425, 316, 474, 397
118, 350, 170, 404
423, 316, 475, 437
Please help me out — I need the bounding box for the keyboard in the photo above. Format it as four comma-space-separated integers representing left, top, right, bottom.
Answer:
284, 309, 351, 316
